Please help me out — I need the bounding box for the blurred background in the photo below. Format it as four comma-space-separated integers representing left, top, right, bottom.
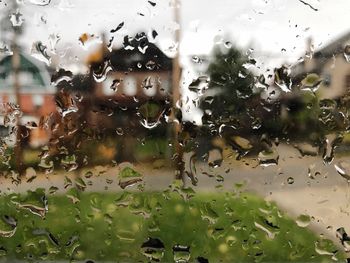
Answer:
1, 0, 350, 262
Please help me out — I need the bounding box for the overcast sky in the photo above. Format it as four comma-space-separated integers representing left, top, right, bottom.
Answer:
1, 0, 349, 123
2, 0, 350, 70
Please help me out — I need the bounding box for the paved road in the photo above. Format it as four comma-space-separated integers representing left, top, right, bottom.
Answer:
1, 144, 350, 250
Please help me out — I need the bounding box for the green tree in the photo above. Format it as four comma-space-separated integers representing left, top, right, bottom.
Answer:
200, 46, 257, 130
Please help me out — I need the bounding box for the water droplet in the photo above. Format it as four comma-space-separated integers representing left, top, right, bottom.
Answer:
55, 90, 78, 117
138, 44, 149, 54
110, 21, 124, 33
49, 186, 59, 194
84, 171, 93, 178
75, 177, 87, 191
334, 161, 350, 181
307, 164, 321, 179
192, 56, 202, 64
116, 230, 136, 242
25, 167, 37, 183
38, 159, 54, 174
148, 0, 156, 6
118, 167, 144, 189
0, 215, 17, 238
28, 0, 51, 5
242, 58, 256, 70
12, 190, 48, 218
141, 237, 165, 262
48, 33, 61, 53
61, 154, 78, 172
0, 42, 13, 56
3, 104, 22, 127
200, 202, 219, 224
141, 76, 155, 90
116, 127, 124, 135
314, 240, 335, 256
344, 45, 350, 62
224, 41, 232, 49
24, 121, 38, 130
251, 118, 262, 130
301, 73, 322, 92
51, 68, 73, 86
64, 176, 72, 188
274, 66, 292, 93
188, 76, 210, 94
145, 60, 156, 70
207, 148, 223, 168
287, 177, 294, 184
139, 119, 161, 129
92, 59, 113, 83
227, 136, 253, 159
173, 245, 190, 263
0, 247, 7, 257
66, 188, 80, 204
336, 227, 350, 252
258, 149, 279, 166
322, 134, 342, 164
138, 101, 164, 129
110, 78, 122, 92
254, 222, 276, 239
9, 10, 24, 27
296, 214, 311, 227
30, 41, 51, 65
238, 70, 247, 78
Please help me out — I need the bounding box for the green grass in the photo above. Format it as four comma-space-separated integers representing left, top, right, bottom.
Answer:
134, 138, 170, 161
0, 188, 345, 262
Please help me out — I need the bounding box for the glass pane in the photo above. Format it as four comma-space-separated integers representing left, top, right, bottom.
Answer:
0, 0, 350, 262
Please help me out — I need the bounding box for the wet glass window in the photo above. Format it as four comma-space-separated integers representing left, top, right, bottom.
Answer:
0, 0, 350, 262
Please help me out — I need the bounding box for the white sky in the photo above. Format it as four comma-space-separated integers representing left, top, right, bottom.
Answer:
3, 0, 350, 67
2, 0, 350, 124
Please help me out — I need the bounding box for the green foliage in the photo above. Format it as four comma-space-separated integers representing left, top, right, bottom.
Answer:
119, 167, 142, 179
134, 138, 170, 161
281, 91, 322, 137
201, 46, 256, 126
0, 190, 344, 262
139, 101, 162, 119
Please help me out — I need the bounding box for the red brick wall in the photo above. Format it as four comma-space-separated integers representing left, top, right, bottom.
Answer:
0, 94, 56, 116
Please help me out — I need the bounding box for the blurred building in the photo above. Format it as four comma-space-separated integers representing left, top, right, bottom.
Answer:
65, 32, 175, 161
291, 32, 350, 100
88, 32, 173, 133
0, 53, 56, 147
269, 33, 350, 136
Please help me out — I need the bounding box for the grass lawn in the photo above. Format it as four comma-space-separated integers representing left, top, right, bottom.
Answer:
0, 188, 345, 262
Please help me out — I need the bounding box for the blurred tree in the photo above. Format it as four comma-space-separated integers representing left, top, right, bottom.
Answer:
200, 46, 257, 130
195, 46, 268, 159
